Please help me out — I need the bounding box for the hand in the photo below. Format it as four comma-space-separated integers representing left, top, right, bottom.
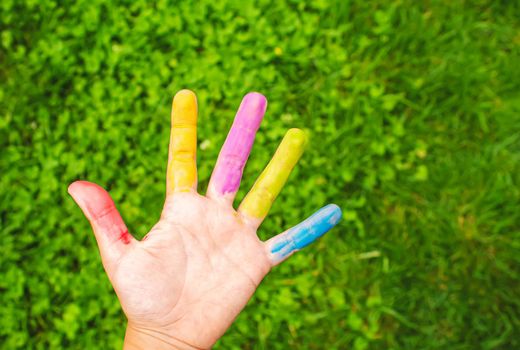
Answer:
68, 90, 342, 349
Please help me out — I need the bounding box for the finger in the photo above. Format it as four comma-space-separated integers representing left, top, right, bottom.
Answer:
68, 181, 134, 266
266, 204, 342, 266
166, 89, 198, 195
238, 128, 307, 225
207, 92, 267, 202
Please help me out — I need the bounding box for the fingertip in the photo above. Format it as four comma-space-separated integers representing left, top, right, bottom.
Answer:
173, 89, 197, 111
285, 128, 308, 149
322, 203, 342, 226
68, 180, 94, 201
68, 180, 106, 198
68, 181, 80, 196
68, 181, 85, 209
174, 88, 196, 100
66, 181, 115, 219
243, 92, 267, 112
238, 92, 267, 129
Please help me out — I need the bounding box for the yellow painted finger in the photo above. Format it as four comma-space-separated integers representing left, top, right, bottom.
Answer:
239, 128, 307, 222
166, 89, 198, 194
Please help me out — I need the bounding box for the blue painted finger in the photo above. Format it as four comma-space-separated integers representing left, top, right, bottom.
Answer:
267, 204, 342, 265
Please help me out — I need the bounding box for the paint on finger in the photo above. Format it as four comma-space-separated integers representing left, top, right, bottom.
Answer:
211, 92, 266, 195
68, 181, 132, 244
167, 89, 198, 193
269, 204, 342, 263
239, 128, 307, 219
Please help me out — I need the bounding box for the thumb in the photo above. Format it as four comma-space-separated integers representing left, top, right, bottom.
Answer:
68, 181, 135, 267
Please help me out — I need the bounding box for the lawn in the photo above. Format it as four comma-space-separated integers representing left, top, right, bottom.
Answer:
1, 0, 519, 349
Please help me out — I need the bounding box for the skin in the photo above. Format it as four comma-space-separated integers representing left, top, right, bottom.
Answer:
69, 90, 342, 350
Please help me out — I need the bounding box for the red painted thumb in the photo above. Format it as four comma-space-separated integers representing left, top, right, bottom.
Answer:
68, 181, 134, 266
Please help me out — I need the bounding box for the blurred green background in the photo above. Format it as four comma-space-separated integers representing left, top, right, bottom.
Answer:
1, 0, 519, 349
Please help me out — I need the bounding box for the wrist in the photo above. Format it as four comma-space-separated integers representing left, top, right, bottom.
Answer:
123, 322, 204, 350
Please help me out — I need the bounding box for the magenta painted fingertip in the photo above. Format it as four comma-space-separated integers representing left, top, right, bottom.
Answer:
210, 92, 267, 195
241, 92, 267, 119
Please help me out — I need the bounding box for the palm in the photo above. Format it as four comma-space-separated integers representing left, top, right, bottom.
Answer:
113, 193, 270, 347
69, 90, 341, 349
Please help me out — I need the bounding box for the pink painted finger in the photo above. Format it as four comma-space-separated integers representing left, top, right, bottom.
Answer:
207, 92, 267, 202
68, 181, 134, 266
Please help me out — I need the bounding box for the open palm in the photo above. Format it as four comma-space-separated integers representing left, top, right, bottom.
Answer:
69, 90, 341, 349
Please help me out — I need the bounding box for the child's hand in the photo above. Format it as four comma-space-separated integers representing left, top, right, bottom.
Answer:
68, 90, 341, 350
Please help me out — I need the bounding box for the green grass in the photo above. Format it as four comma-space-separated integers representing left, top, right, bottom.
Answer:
1, 0, 519, 349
